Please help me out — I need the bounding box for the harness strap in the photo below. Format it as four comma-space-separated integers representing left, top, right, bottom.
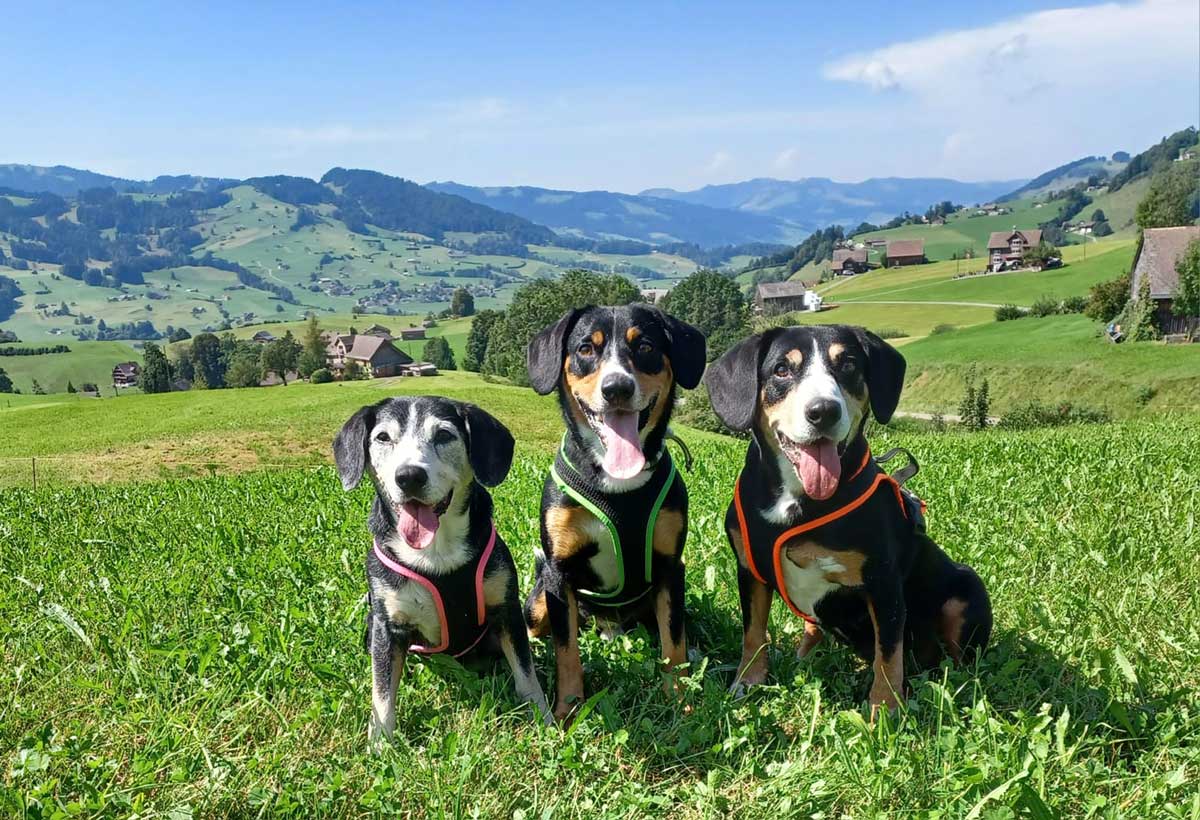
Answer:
372, 522, 496, 656
876, 447, 919, 487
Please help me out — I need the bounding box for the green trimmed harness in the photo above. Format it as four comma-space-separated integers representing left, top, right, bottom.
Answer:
550, 438, 678, 607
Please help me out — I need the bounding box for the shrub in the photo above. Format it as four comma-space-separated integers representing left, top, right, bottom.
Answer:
1029, 296, 1061, 317
1060, 295, 1088, 314
310, 368, 333, 384
1134, 385, 1157, 406
930, 323, 955, 335
995, 304, 1024, 321
673, 389, 749, 439
1084, 272, 1132, 322
873, 327, 907, 340
998, 401, 1111, 429
957, 366, 990, 431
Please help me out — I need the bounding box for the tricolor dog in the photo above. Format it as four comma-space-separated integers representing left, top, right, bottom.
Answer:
704, 325, 991, 714
523, 305, 706, 722
334, 396, 551, 741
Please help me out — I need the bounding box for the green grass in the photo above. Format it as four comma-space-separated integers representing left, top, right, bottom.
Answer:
0, 340, 140, 394
2, 383, 1197, 815
1077, 176, 1153, 238
786, 303, 995, 341
901, 314, 1200, 416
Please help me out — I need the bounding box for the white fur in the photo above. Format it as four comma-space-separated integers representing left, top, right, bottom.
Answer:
578, 513, 621, 593
372, 575, 442, 648
779, 552, 846, 623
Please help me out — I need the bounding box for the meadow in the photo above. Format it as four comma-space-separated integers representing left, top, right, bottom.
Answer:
0, 341, 140, 395
2, 374, 1199, 816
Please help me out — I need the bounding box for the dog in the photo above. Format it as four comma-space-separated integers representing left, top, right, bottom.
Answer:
522, 304, 706, 721
333, 396, 551, 741
704, 324, 991, 714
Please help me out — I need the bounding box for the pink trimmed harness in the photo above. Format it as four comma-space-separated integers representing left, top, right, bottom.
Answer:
372, 522, 496, 657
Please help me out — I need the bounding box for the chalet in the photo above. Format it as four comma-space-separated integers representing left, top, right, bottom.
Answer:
754, 281, 822, 316
1176, 148, 1197, 162
251, 330, 277, 344
364, 324, 393, 338
112, 362, 141, 388
987, 229, 1042, 271
1129, 226, 1200, 336
327, 334, 413, 378
831, 249, 869, 275
399, 327, 426, 341
641, 288, 670, 303
885, 239, 925, 267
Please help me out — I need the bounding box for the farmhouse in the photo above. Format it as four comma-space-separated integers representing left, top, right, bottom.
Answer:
640, 288, 669, 303
325, 332, 414, 378
755, 281, 822, 316
112, 362, 141, 388
987, 228, 1043, 271
398, 362, 439, 377
830, 248, 869, 275
885, 239, 925, 267
363, 324, 393, 338
1129, 226, 1200, 336
251, 330, 277, 344
399, 327, 426, 341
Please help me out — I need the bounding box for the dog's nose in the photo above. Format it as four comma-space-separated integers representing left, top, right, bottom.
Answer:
600, 373, 636, 403
805, 398, 842, 429
394, 465, 428, 494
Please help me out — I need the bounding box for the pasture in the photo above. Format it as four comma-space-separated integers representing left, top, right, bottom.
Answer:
2, 375, 1199, 816
0, 341, 140, 395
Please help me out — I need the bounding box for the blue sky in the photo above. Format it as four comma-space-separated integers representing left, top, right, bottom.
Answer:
4, 0, 1197, 192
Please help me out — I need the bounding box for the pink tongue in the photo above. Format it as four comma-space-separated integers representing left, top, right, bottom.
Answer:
599, 411, 646, 479
397, 501, 440, 549
795, 440, 842, 501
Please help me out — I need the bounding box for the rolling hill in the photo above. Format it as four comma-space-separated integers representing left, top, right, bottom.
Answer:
641, 177, 1025, 232
0, 164, 237, 196
426, 182, 805, 246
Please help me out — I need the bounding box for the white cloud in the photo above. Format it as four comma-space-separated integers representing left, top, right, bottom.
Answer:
774, 147, 800, 170
705, 150, 732, 173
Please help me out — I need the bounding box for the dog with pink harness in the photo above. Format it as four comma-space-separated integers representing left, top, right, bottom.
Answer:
334, 397, 551, 742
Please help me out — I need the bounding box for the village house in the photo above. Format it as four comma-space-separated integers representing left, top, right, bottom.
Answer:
363, 324, 393, 338
398, 327, 426, 341
1175, 148, 1197, 162
987, 228, 1043, 271
830, 248, 869, 275
251, 330, 277, 344
112, 361, 141, 388
754, 281, 823, 316
640, 288, 669, 303
325, 332, 414, 378
398, 362, 440, 377
885, 239, 926, 267
1129, 226, 1200, 336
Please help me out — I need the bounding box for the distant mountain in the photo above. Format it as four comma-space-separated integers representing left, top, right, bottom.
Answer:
640, 177, 1025, 232
426, 182, 805, 247
0, 164, 236, 196
997, 156, 1127, 201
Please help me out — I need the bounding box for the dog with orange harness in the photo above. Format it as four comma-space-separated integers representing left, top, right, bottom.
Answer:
704, 324, 991, 714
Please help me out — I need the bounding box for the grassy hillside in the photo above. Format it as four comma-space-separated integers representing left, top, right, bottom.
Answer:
901, 314, 1200, 416
2, 378, 1197, 815
0, 340, 140, 394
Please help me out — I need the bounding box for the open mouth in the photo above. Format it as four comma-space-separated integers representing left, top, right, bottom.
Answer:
776, 431, 846, 501
575, 393, 658, 479
394, 489, 452, 550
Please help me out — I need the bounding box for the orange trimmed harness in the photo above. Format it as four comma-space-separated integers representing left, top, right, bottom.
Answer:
733, 445, 919, 623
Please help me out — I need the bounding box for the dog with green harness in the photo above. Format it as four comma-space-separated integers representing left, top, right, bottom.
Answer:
523, 304, 706, 723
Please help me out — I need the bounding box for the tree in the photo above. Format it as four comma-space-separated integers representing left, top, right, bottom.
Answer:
483, 270, 641, 384
190, 333, 225, 389
660, 269, 749, 360
343, 360, 366, 380
310, 367, 334, 384
0, 368, 13, 393
141, 342, 172, 393
463, 309, 501, 372
450, 287, 475, 318
260, 333, 301, 383
1091, 209, 1107, 223
1092, 221, 1113, 237
31, 379, 45, 395
422, 336, 457, 370
1174, 238, 1200, 337
1084, 272, 1132, 322
1117, 276, 1160, 341
66, 381, 76, 393
168, 327, 191, 343
1022, 240, 1060, 267
1136, 161, 1200, 229
298, 314, 327, 377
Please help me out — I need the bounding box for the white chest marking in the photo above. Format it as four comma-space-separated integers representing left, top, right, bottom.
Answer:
780, 553, 846, 622
581, 514, 621, 591
373, 577, 442, 647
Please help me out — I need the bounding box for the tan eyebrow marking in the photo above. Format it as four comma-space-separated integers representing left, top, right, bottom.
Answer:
785, 349, 803, 365
591, 330, 604, 346
828, 343, 845, 361
626, 327, 642, 342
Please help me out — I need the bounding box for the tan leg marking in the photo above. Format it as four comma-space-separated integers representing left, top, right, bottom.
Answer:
546, 504, 596, 560
939, 597, 968, 663
867, 600, 904, 718
526, 590, 550, 639
652, 508, 685, 557
796, 618, 824, 659
731, 527, 772, 690
655, 582, 688, 698
553, 588, 585, 723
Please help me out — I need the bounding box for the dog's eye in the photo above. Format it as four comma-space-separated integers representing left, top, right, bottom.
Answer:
840, 358, 857, 373
374, 431, 391, 443
577, 342, 594, 356
432, 428, 456, 445
636, 340, 654, 355
773, 362, 790, 378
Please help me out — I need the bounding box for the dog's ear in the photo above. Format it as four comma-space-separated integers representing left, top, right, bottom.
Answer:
460, 402, 515, 487
703, 333, 763, 431
851, 327, 907, 424
333, 404, 376, 490
660, 311, 707, 390
526, 308, 585, 395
